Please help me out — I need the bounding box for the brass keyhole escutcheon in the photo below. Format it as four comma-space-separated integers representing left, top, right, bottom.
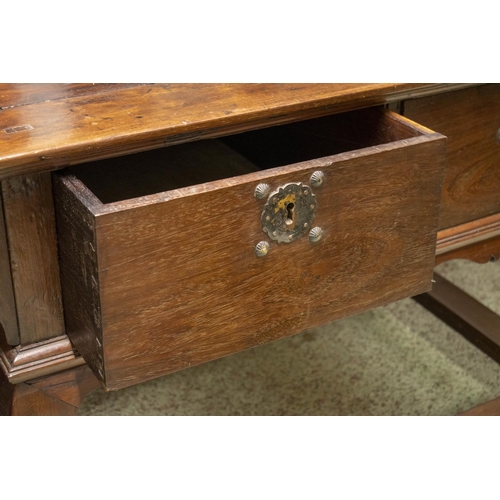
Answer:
261, 182, 316, 243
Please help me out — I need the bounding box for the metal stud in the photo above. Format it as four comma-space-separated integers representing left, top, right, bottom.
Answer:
309, 227, 323, 243
254, 183, 271, 199
255, 241, 270, 257
310, 171, 325, 187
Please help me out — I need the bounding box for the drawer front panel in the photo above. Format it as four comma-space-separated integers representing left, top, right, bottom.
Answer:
404, 84, 500, 229
54, 109, 445, 390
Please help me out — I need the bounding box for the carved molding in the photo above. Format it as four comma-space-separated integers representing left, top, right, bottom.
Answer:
436, 213, 500, 265
437, 213, 500, 256
0, 329, 84, 384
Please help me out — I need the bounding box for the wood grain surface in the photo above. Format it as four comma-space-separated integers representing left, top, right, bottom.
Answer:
404, 84, 500, 229
9, 382, 77, 416
0, 190, 19, 345
28, 364, 99, 408
0, 363, 99, 416
53, 174, 104, 384
0, 83, 471, 180
0, 83, 148, 109
55, 108, 445, 390
1, 173, 65, 344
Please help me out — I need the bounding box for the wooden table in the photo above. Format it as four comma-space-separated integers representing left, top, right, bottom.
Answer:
1, 83, 499, 415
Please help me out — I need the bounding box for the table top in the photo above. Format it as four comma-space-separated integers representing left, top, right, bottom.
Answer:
0, 83, 472, 180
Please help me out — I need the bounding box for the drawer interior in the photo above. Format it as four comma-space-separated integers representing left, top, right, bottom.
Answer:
69, 107, 422, 204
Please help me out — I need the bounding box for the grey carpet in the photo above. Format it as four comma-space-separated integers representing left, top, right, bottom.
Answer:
78, 259, 500, 415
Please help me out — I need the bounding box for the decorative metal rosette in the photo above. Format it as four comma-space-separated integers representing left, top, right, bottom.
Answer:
261, 182, 317, 243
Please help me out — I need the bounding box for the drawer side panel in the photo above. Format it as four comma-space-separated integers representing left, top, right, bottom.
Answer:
53, 175, 105, 385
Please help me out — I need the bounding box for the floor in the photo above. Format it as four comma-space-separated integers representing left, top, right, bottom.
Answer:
78, 259, 500, 415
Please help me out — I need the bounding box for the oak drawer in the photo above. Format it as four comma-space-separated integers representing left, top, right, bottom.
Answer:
53, 107, 445, 390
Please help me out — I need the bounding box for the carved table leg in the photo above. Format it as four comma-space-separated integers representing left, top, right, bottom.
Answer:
435, 235, 500, 265
0, 365, 99, 416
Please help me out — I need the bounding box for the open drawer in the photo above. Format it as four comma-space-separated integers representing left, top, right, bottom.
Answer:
53, 107, 446, 390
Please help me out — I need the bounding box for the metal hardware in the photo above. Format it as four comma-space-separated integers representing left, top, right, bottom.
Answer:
310, 171, 325, 187
261, 182, 317, 243
309, 227, 323, 243
254, 183, 271, 199
255, 241, 270, 257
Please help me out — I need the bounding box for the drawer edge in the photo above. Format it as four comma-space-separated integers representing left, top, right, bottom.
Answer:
53, 174, 105, 387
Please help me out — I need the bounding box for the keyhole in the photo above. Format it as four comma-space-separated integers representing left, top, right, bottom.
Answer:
285, 202, 295, 226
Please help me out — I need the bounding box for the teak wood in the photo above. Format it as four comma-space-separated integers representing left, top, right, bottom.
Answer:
54, 107, 445, 390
